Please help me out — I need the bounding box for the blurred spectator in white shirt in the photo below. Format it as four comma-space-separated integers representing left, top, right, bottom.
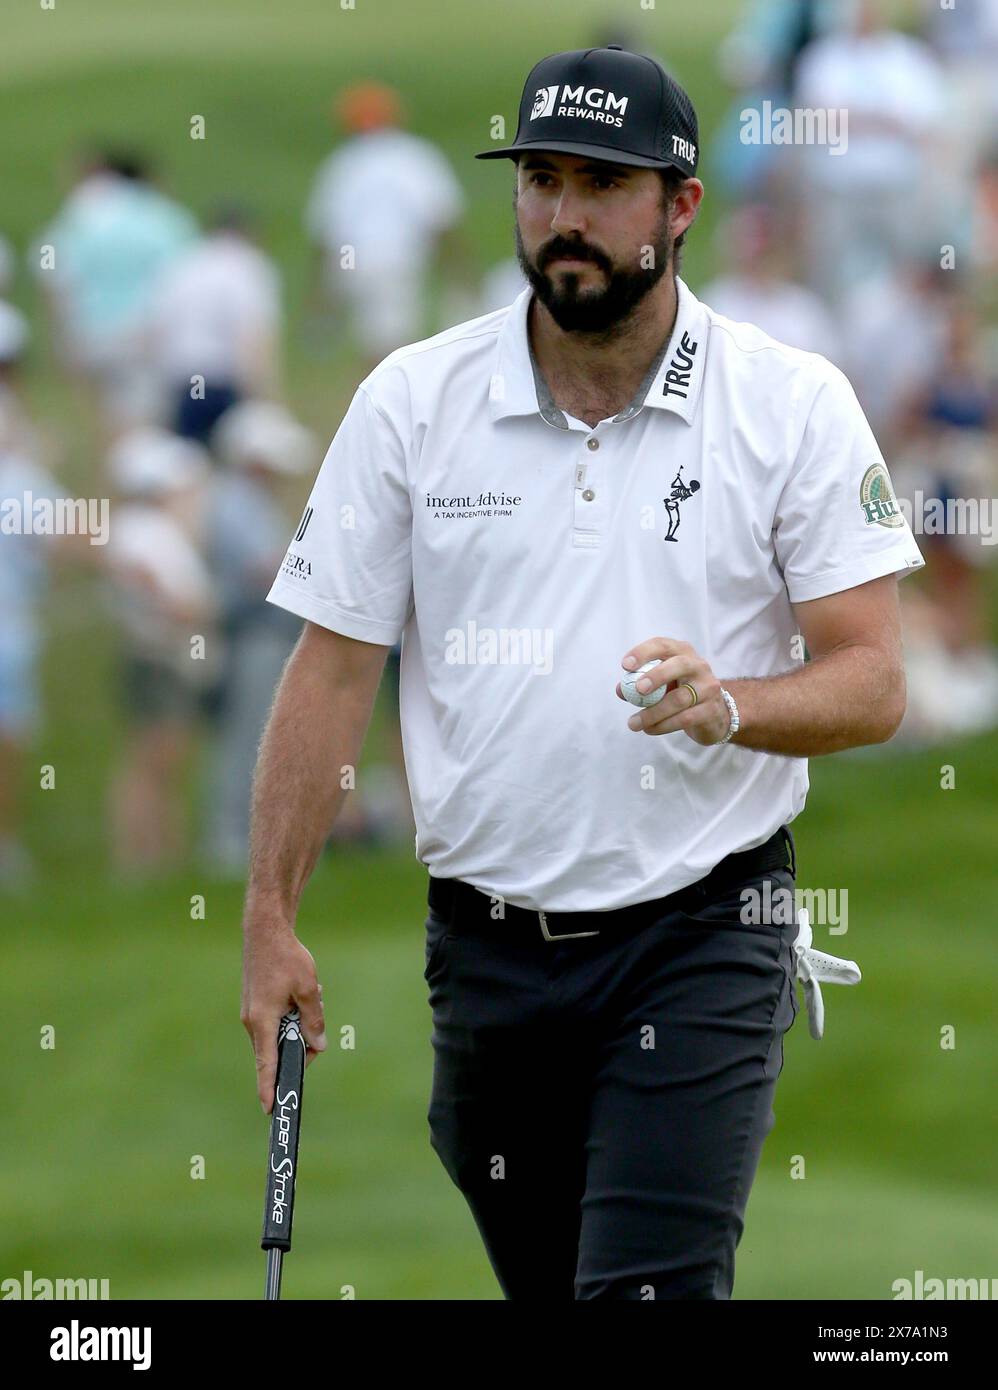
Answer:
839, 258, 952, 452
701, 203, 842, 362
304, 81, 471, 370
793, 0, 949, 307
919, 0, 998, 273
202, 401, 314, 871
104, 429, 215, 873
146, 205, 282, 445
922, 0, 998, 162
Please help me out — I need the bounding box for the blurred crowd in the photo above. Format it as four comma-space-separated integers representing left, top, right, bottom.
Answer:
1, 0, 996, 887
705, 0, 998, 742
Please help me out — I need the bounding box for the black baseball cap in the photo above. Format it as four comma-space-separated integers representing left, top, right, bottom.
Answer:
475, 45, 699, 176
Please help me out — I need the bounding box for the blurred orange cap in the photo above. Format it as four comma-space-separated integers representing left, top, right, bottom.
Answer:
335, 82, 403, 133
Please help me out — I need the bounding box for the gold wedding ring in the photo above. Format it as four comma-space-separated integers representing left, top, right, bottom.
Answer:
681, 682, 698, 708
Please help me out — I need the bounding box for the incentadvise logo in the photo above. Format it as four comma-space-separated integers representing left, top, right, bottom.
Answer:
50, 1320, 151, 1371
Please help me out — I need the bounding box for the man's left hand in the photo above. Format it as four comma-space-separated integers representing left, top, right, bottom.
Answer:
617, 638, 730, 745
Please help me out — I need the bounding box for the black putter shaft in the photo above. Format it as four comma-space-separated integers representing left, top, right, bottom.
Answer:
261, 1009, 306, 1300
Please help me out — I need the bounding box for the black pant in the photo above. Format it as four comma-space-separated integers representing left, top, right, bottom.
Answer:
423, 841, 799, 1300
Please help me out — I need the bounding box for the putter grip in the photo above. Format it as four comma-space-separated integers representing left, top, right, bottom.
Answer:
261, 1010, 306, 1252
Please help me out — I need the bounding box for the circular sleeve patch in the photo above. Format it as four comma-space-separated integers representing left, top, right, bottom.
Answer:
860, 462, 904, 528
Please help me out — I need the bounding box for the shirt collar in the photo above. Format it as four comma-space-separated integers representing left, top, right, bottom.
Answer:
488, 275, 710, 428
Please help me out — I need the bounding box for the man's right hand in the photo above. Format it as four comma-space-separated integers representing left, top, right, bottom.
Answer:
241, 923, 327, 1114
236, 622, 391, 1115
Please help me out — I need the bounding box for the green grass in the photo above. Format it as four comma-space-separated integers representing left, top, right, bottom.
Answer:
1, 0, 997, 1301
6, 742, 998, 1300
5, 771, 998, 1300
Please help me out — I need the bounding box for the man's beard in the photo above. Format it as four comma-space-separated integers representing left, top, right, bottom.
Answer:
514, 216, 673, 334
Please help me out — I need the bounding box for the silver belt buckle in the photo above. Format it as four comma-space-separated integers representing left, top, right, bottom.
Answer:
538, 909, 600, 942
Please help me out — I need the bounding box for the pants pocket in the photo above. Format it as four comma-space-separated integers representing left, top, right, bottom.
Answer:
682, 868, 797, 932
423, 911, 451, 982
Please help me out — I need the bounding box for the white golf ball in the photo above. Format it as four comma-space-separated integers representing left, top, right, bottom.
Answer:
621, 659, 667, 707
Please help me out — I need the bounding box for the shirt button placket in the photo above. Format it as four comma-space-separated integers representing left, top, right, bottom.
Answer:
574, 429, 603, 546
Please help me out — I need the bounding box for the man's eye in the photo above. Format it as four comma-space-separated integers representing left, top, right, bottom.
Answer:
527, 172, 617, 189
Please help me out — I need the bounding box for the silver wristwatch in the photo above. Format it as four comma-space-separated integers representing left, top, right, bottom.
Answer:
716, 687, 740, 745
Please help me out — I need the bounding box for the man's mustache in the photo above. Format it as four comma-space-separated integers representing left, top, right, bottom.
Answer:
539, 243, 608, 271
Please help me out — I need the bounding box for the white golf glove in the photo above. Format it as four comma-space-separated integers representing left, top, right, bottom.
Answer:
791, 908, 862, 1040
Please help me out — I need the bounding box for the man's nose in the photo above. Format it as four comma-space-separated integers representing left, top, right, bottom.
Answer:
550, 188, 589, 237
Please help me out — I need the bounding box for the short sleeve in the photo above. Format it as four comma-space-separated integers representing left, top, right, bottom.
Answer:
773, 364, 925, 604
265, 386, 412, 644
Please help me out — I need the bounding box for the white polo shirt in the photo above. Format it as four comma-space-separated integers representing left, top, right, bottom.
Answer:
266, 277, 925, 911
304, 129, 465, 273
148, 232, 281, 389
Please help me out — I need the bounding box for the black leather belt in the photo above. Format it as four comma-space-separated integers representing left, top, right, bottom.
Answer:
427, 825, 796, 942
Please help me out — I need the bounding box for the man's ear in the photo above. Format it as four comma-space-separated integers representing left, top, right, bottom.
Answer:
675, 179, 704, 229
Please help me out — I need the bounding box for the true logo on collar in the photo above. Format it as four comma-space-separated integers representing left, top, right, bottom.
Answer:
662, 330, 698, 400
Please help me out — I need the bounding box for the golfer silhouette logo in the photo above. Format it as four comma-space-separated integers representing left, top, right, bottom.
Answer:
663, 466, 701, 542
